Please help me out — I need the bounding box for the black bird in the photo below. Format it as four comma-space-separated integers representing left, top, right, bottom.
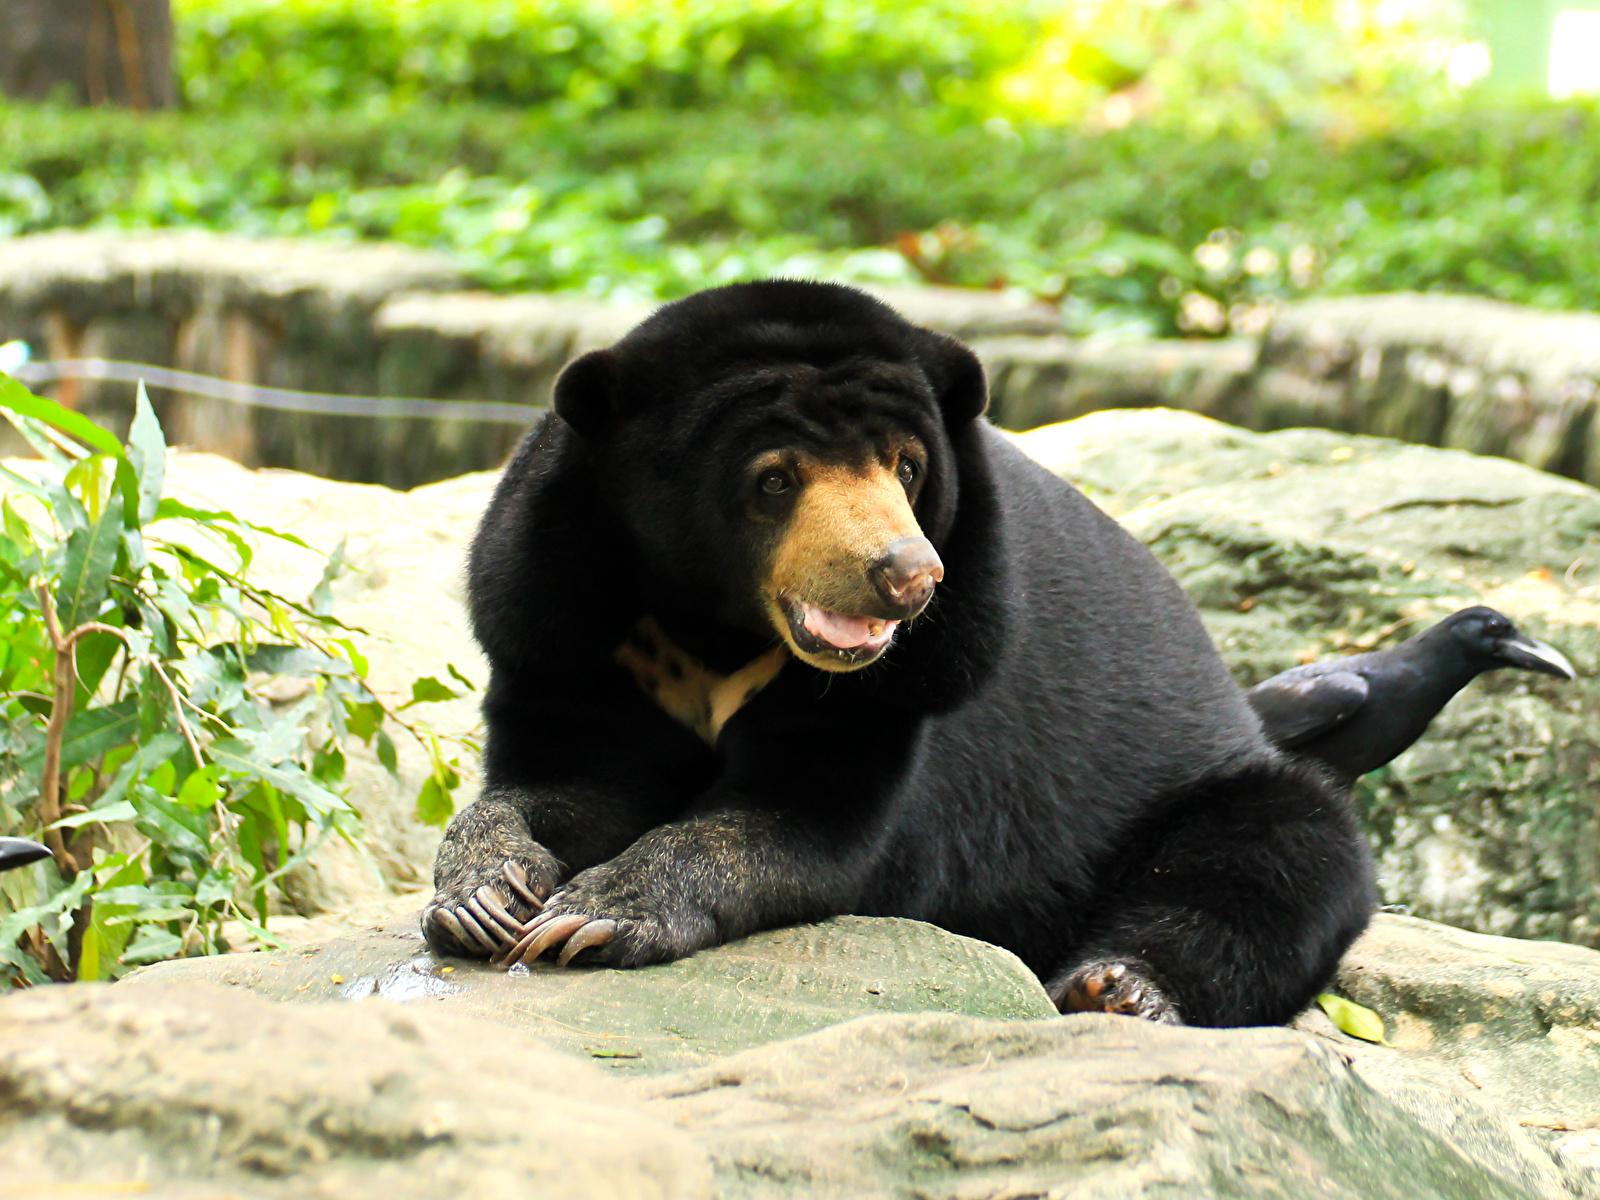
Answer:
1247, 606, 1576, 781
0, 837, 50, 873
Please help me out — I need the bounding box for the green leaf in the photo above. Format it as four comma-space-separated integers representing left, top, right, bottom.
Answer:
153, 497, 311, 549
375, 729, 398, 775
147, 759, 177, 794
333, 637, 369, 679
310, 538, 348, 615
66, 765, 95, 801
1, 461, 50, 500
122, 926, 185, 965
94, 731, 183, 811
94, 883, 191, 907
131, 785, 212, 863
18, 698, 139, 775
210, 739, 347, 820
64, 452, 118, 524
55, 484, 124, 629
126, 383, 167, 525
311, 743, 346, 787
153, 498, 255, 570
137, 596, 175, 657
230, 914, 281, 950
344, 698, 383, 741
195, 871, 232, 908
180, 646, 247, 714
175, 763, 226, 810
71, 628, 124, 707
415, 775, 453, 827
49, 799, 138, 829
0, 868, 94, 968
401, 675, 460, 708
246, 644, 350, 678
0, 373, 123, 457
3, 498, 38, 554
445, 661, 476, 691
2, 406, 76, 468
1316, 993, 1386, 1044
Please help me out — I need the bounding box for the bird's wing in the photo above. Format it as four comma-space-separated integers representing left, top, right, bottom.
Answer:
1245, 670, 1370, 750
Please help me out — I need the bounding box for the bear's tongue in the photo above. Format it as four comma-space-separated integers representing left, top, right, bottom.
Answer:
801, 604, 899, 651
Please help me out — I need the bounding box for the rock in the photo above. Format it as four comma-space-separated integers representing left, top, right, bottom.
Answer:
0, 231, 468, 474
1333, 915, 1600, 1163
1257, 294, 1600, 480
0, 231, 464, 331
860, 283, 1064, 339
1017, 409, 1600, 945
976, 333, 1257, 431
6, 231, 1600, 484
374, 291, 648, 411
984, 295, 1600, 487
644, 1011, 1572, 1199
13, 911, 1600, 1197
0, 981, 711, 1199
125, 915, 1056, 1075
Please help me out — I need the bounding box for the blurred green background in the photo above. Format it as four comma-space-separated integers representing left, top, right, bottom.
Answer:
3, 0, 1597, 337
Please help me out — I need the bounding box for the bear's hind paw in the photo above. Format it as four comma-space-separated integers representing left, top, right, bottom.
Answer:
1050, 958, 1182, 1024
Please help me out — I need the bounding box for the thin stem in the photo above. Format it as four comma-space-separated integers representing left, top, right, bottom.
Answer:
147, 658, 204, 768
35, 586, 80, 874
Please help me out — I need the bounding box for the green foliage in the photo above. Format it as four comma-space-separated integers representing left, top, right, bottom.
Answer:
983, 0, 1465, 134
0, 378, 467, 985
4, 98, 1599, 335
172, 0, 1039, 116
167, 0, 1467, 133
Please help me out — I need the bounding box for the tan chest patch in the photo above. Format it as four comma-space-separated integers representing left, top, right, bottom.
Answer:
613, 618, 788, 745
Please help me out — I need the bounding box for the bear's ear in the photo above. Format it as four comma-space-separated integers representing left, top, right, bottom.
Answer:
552, 349, 619, 440
919, 333, 989, 427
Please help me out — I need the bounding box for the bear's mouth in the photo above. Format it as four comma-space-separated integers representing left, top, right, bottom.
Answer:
780, 596, 899, 666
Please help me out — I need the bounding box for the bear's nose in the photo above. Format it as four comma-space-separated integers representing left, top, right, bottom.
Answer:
872, 537, 944, 616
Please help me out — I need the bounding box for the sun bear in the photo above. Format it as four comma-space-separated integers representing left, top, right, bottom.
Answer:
423, 281, 1375, 1026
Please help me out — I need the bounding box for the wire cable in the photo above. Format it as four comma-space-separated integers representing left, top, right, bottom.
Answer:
13, 357, 539, 425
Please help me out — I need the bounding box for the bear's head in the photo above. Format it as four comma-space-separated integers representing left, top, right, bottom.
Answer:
552, 281, 988, 673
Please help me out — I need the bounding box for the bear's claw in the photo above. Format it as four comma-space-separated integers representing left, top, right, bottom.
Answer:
465, 884, 524, 939
502, 860, 545, 910
430, 906, 494, 954
494, 912, 591, 967
556, 918, 618, 966
423, 860, 549, 959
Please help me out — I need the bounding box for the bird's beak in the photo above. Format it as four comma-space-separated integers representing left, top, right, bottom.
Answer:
0, 836, 51, 873
1496, 634, 1577, 680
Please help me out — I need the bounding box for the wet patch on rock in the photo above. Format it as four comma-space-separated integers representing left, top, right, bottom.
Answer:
125, 914, 1056, 1074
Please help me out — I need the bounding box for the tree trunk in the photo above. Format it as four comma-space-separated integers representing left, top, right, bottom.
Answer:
0, 0, 176, 109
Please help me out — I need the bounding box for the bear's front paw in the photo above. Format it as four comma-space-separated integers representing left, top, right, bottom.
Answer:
422, 859, 554, 959
1050, 958, 1182, 1024
489, 866, 712, 970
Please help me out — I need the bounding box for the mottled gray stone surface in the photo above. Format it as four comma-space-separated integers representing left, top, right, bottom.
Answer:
125, 915, 1056, 1075
9, 911, 1600, 1197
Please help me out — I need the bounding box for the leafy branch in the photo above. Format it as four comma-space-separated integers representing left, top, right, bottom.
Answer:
0, 374, 472, 984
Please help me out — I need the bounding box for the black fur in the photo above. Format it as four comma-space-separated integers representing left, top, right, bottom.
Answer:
429, 281, 1375, 1027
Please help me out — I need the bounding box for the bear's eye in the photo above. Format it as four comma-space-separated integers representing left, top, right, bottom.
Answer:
897, 456, 919, 487
758, 469, 793, 496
